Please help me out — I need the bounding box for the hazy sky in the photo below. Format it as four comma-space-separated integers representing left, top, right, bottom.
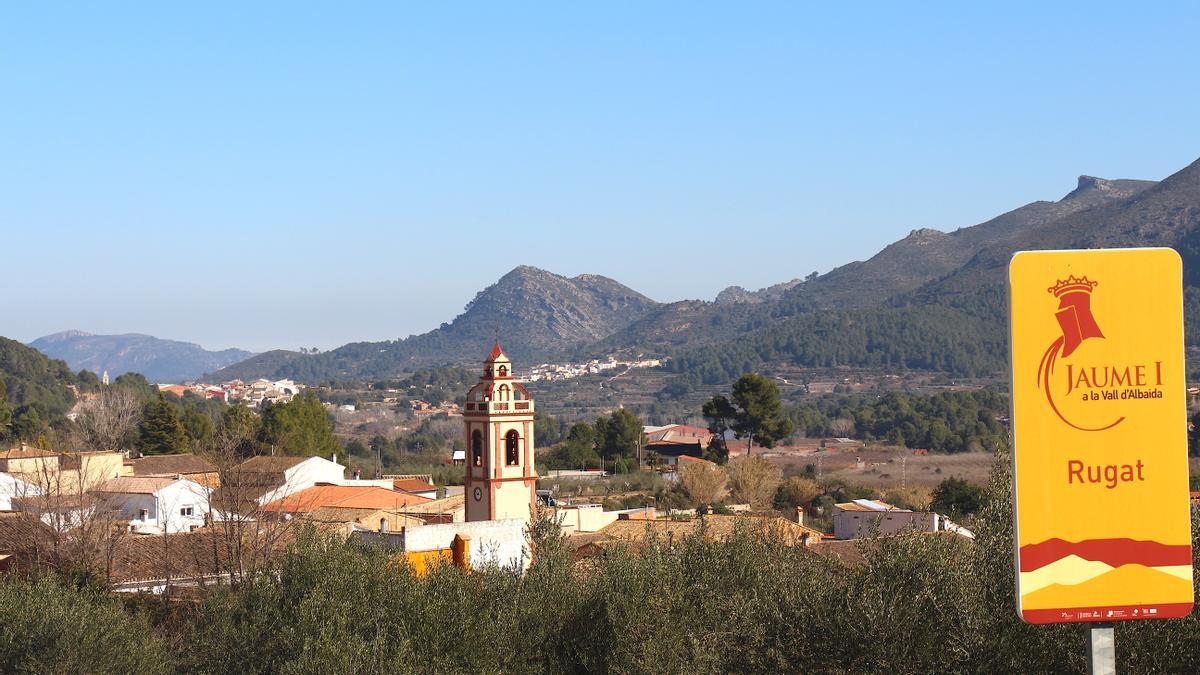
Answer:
3, 3, 1199, 352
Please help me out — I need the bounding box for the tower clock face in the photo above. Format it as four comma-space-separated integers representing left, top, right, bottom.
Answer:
473, 487, 482, 501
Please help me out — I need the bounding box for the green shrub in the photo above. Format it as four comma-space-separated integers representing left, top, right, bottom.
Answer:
0, 576, 171, 674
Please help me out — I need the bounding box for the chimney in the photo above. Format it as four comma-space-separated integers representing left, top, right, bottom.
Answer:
796, 506, 805, 526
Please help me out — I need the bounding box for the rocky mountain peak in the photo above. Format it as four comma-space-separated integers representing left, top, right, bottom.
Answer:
904, 228, 949, 243
1060, 175, 1157, 205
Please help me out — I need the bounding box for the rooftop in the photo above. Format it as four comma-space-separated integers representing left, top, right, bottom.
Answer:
94, 476, 189, 495
236, 455, 313, 472
834, 499, 908, 513
570, 514, 824, 556
392, 478, 438, 493
397, 493, 465, 514
0, 445, 57, 460
306, 506, 427, 528
262, 484, 432, 513
131, 454, 216, 476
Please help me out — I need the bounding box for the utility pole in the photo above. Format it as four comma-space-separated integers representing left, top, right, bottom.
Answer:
901, 456, 907, 490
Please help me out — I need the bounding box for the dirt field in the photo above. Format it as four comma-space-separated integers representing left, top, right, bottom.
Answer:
764, 447, 995, 489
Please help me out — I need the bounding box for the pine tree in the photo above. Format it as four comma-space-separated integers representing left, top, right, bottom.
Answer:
260, 391, 339, 457
137, 395, 189, 455
730, 373, 794, 454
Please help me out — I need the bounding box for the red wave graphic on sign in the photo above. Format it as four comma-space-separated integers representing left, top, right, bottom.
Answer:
1019, 538, 1192, 573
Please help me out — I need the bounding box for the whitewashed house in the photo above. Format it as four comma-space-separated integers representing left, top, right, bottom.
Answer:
92, 476, 210, 534
0, 472, 41, 510
832, 499, 974, 540
215, 455, 347, 511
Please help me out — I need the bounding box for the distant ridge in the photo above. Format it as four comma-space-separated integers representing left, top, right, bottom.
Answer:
210, 266, 659, 381
792, 174, 1157, 309
209, 160, 1199, 385
30, 331, 255, 383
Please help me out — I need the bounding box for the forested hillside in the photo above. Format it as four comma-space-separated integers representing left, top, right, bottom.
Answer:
665, 289, 1008, 384
0, 336, 97, 441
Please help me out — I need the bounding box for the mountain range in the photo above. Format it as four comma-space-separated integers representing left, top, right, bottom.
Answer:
205, 157, 1200, 384
29, 331, 254, 383
31, 156, 1200, 387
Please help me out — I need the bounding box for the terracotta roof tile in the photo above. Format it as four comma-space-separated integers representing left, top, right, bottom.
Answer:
392, 478, 437, 493
262, 485, 431, 513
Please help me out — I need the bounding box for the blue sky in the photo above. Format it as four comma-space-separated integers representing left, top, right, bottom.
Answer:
3, 3, 1199, 352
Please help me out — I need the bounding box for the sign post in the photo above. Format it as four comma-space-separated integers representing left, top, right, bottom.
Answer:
1009, 248, 1194, 668
1087, 624, 1115, 675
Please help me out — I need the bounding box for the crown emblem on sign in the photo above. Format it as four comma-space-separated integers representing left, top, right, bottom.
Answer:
1047, 275, 1098, 297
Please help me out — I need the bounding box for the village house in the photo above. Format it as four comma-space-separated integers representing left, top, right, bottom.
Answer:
92, 476, 210, 534
643, 424, 715, 466
553, 503, 619, 534
0, 445, 124, 495
832, 499, 974, 540
214, 455, 347, 510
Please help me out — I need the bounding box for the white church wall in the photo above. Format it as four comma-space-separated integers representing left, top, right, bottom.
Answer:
402, 518, 528, 570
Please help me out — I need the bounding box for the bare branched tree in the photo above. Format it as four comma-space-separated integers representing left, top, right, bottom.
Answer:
829, 418, 856, 438
726, 456, 783, 510
73, 387, 142, 453
678, 460, 728, 508
199, 424, 299, 584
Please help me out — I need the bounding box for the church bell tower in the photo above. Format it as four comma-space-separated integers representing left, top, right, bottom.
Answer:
462, 342, 537, 523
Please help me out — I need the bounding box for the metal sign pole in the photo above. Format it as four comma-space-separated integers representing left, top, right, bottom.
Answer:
1087, 623, 1115, 675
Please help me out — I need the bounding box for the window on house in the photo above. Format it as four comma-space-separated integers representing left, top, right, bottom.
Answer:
472, 430, 484, 467
498, 384, 510, 401
498, 365, 507, 377
180, 506, 194, 517
505, 430, 520, 466
137, 509, 148, 521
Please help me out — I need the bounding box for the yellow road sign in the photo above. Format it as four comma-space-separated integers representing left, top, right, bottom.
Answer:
1009, 248, 1193, 624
